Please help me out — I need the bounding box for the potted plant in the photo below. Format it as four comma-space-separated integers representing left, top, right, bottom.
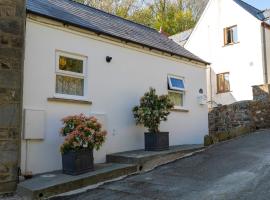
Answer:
133, 88, 174, 151
60, 114, 107, 175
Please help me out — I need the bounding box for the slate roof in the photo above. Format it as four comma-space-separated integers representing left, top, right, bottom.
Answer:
233, 0, 268, 21
26, 0, 208, 65
233, 0, 263, 20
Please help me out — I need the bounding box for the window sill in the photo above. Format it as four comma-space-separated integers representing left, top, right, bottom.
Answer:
171, 107, 189, 113
223, 42, 239, 47
47, 97, 92, 105
216, 91, 232, 94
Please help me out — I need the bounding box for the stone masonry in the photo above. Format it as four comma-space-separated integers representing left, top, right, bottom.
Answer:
252, 84, 270, 101
0, 0, 25, 194
208, 84, 270, 142
208, 101, 255, 136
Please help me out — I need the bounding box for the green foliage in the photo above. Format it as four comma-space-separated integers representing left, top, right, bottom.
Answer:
74, 0, 206, 35
128, 7, 154, 27
75, 0, 138, 18
204, 135, 213, 146
150, 0, 196, 35
133, 88, 174, 133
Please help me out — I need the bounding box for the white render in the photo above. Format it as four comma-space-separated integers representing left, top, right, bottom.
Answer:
172, 0, 270, 106
21, 17, 208, 174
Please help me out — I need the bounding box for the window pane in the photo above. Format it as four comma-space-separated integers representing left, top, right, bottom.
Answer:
59, 56, 83, 73
171, 78, 184, 88
224, 73, 230, 91
217, 74, 224, 92
226, 29, 232, 44
169, 92, 183, 107
217, 73, 230, 93
56, 75, 84, 96
232, 26, 238, 43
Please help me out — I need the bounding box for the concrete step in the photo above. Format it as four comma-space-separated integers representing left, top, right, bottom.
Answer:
106, 144, 205, 172
17, 163, 137, 200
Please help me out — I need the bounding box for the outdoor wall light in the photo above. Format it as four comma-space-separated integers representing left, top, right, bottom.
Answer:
106, 56, 112, 63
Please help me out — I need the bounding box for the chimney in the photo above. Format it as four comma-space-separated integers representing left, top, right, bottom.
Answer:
159, 26, 169, 37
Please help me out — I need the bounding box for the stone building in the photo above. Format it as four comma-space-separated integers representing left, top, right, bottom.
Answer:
0, 0, 25, 194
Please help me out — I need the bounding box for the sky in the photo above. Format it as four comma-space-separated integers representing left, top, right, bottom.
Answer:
243, 0, 270, 10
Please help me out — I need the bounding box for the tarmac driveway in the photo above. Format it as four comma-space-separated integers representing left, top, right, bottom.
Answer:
53, 130, 270, 200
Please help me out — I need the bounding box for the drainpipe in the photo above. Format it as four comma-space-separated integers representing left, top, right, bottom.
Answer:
262, 22, 268, 84
208, 66, 213, 108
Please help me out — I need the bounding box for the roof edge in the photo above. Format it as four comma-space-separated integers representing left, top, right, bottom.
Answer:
233, 0, 264, 21
184, 0, 213, 47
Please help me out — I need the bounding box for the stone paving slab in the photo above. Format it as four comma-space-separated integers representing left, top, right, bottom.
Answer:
0, 194, 22, 200
107, 144, 204, 159
106, 144, 205, 172
17, 163, 137, 200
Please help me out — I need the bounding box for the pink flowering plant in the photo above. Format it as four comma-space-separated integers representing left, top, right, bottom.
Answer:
60, 114, 107, 154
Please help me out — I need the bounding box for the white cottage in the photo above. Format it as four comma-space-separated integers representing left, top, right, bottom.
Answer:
171, 0, 270, 106
22, 0, 209, 174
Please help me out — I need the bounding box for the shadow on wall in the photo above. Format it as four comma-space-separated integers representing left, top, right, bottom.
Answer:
207, 67, 237, 108
252, 84, 270, 101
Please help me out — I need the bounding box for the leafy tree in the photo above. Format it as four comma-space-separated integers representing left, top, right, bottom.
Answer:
150, 0, 196, 35
75, 0, 142, 18
74, 0, 207, 35
128, 6, 154, 27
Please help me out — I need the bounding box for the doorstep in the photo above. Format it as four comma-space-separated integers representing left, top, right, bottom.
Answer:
17, 163, 137, 200
106, 144, 205, 172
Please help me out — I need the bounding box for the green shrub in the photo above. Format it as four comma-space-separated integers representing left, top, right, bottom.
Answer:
217, 132, 230, 142
204, 135, 213, 146
133, 88, 174, 133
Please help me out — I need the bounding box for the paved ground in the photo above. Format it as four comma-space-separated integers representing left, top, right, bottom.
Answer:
52, 130, 270, 200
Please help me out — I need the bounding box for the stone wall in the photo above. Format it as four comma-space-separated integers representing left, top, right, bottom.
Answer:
208, 98, 270, 145
208, 83, 270, 142
252, 84, 270, 101
250, 100, 270, 129
209, 101, 255, 136
0, 0, 25, 194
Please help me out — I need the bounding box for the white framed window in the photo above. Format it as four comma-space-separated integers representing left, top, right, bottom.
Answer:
55, 51, 88, 100
167, 75, 186, 108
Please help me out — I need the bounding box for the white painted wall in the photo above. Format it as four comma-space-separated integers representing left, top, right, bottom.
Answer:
21, 19, 208, 174
184, 0, 265, 105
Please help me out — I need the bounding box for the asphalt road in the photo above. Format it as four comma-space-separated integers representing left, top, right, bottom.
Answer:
52, 130, 270, 200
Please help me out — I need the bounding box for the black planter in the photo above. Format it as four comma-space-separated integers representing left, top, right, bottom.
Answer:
144, 132, 169, 151
62, 149, 94, 175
